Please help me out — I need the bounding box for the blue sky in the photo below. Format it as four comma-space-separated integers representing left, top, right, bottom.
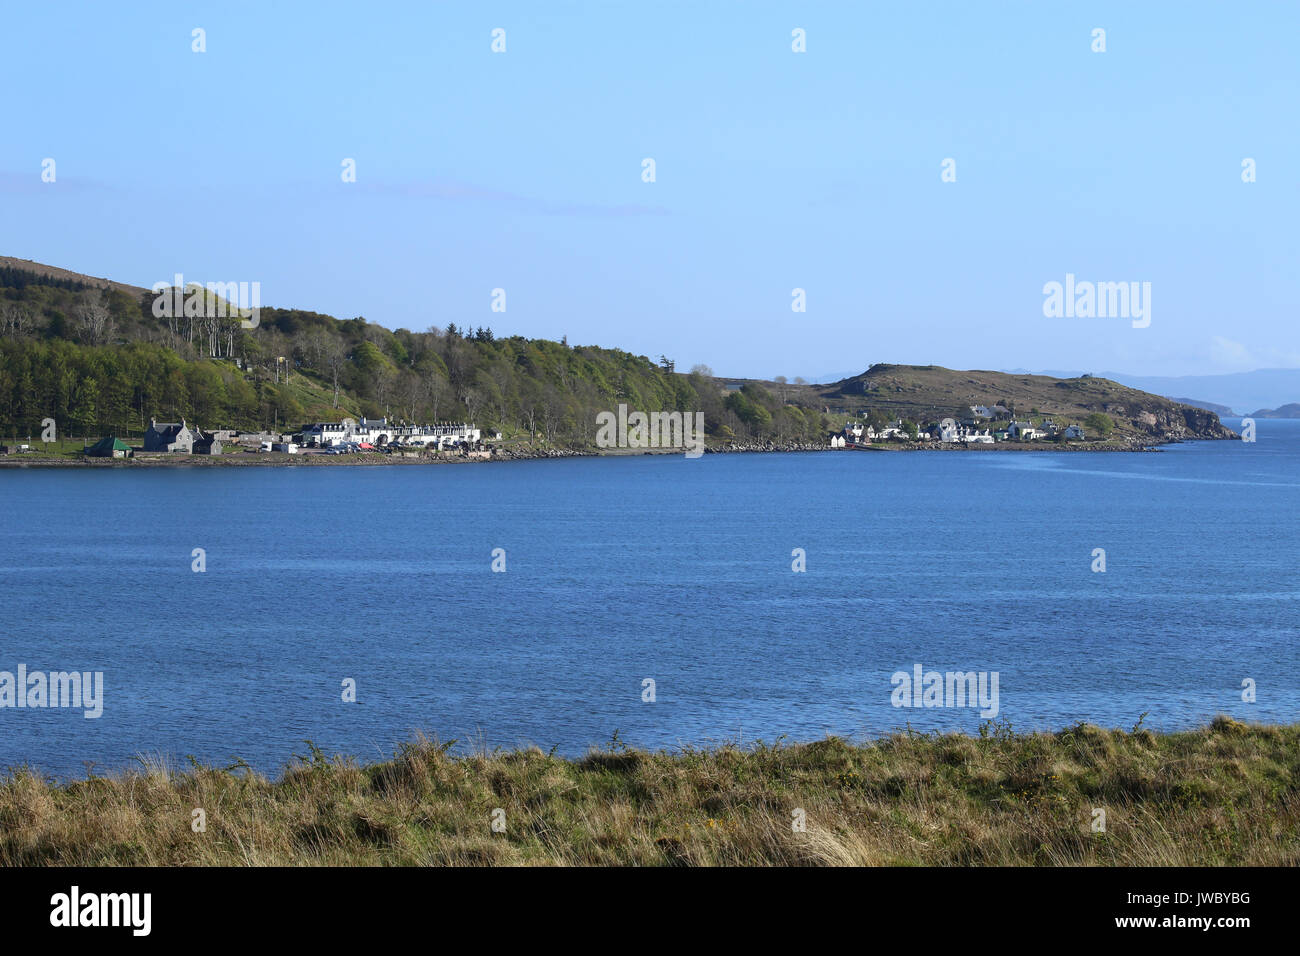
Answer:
2, 1, 1296, 380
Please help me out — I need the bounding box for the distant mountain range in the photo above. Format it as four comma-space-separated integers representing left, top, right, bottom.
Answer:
1167, 397, 1235, 417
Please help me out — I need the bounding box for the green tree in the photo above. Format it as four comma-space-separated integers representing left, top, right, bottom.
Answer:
1084, 412, 1115, 437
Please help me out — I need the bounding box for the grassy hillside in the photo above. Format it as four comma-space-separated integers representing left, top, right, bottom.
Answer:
0, 255, 149, 299
0, 718, 1292, 866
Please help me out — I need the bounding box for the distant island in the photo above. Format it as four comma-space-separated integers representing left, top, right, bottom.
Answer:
1168, 396, 1236, 417
1247, 403, 1300, 419
0, 257, 1237, 462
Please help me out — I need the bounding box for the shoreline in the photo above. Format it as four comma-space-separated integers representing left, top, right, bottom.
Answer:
0, 435, 1233, 469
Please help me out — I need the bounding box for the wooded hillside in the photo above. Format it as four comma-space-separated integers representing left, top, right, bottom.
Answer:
0, 260, 829, 444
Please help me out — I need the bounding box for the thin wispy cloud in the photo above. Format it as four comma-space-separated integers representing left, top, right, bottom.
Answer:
1208, 336, 1300, 372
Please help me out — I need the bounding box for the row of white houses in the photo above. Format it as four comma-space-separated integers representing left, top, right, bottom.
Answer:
299, 417, 482, 448
1005, 419, 1086, 441
930, 416, 1083, 442
836, 416, 1086, 446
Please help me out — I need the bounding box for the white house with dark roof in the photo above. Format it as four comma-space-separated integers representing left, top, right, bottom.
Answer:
393, 422, 482, 447
958, 424, 995, 443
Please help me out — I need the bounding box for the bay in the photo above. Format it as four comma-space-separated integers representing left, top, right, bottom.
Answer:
0, 419, 1295, 778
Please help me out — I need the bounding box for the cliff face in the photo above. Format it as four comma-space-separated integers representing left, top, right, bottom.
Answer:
1168, 405, 1239, 440
1100, 401, 1238, 441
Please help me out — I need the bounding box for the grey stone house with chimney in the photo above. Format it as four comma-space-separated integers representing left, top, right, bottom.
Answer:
144, 418, 195, 453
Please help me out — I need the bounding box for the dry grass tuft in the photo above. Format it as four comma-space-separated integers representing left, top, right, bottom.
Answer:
2, 719, 1296, 866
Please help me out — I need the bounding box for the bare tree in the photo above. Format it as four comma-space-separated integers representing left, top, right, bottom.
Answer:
444, 340, 472, 394
323, 340, 347, 408
75, 294, 115, 346
401, 372, 423, 422
488, 362, 514, 428
0, 303, 38, 337
520, 382, 541, 437
293, 331, 321, 371
463, 386, 485, 425
425, 369, 449, 422
374, 367, 397, 417
540, 384, 565, 442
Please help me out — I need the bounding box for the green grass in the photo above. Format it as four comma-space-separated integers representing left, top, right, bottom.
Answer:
2, 717, 1295, 866
0, 437, 97, 458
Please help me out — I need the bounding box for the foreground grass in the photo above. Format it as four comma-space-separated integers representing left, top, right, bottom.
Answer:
2, 717, 1295, 866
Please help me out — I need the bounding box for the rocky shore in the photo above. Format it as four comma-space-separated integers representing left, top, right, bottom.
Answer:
707, 439, 831, 454
489, 446, 597, 462
707, 437, 1179, 454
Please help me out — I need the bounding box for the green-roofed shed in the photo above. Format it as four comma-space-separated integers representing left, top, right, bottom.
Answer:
86, 437, 133, 458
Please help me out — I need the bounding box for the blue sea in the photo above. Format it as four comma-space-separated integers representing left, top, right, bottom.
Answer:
1, 420, 1296, 778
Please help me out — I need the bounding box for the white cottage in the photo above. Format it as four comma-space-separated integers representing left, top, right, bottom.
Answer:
933, 418, 959, 442
1008, 421, 1041, 441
